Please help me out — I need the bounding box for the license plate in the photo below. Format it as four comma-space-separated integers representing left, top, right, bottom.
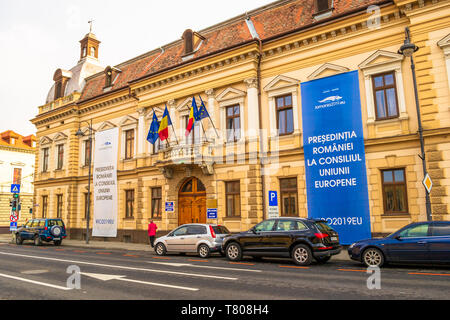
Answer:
331, 237, 338, 241
53, 238, 60, 241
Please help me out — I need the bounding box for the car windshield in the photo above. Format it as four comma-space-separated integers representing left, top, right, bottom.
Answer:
47, 220, 64, 227
314, 221, 334, 233
212, 226, 230, 234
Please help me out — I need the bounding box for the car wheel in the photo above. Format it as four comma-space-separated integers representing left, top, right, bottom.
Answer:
225, 242, 242, 262
54, 240, 62, 246
198, 244, 210, 259
291, 244, 312, 266
362, 248, 385, 267
314, 256, 331, 264
34, 235, 42, 246
15, 234, 23, 245
155, 243, 167, 256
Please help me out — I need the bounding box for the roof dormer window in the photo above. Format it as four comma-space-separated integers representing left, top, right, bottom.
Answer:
313, 0, 333, 20
183, 29, 194, 56
103, 66, 121, 91
181, 29, 205, 60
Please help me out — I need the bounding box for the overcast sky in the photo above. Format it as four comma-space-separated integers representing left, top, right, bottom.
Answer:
0, 0, 275, 136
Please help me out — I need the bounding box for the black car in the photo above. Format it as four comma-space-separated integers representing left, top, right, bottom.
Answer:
222, 218, 341, 266
348, 221, 450, 267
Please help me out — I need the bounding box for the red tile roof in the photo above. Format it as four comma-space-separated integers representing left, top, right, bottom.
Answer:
78, 0, 384, 103
0, 131, 36, 150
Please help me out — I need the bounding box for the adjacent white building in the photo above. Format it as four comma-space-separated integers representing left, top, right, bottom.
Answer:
0, 131, 36, 230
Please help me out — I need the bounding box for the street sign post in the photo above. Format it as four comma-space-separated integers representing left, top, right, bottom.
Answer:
268, 191, 279, 219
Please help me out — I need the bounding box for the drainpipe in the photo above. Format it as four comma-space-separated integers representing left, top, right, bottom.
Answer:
256, 39, 267, 221
246, 12, 266, 221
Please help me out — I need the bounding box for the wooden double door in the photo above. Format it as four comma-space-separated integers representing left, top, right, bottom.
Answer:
178, 177, 206, 225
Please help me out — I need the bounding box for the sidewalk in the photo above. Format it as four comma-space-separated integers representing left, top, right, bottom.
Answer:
0, 233, 351, 261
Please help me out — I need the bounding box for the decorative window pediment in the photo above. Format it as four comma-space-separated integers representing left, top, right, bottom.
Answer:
53, 132, 68, 142
438, 34, 450, 54
39, 136, 53, 146
119, 115, 138, 127
264, 75, 300, 95
176, 97, 194, 114
146, 106, 164, 119
97, 121, 117, 132
359, 50, 404, 71
308, 63, 350, 80
438, 33, 450, 92
216, 87, 246, 103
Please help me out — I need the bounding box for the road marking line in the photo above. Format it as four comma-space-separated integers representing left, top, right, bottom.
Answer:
73, 250, 87, 253
408, 272, 450, 277
229, 262, 255, 266
147, 261, 261, 273
0, 251, 238, 280
152, 257, 171, 260
337, 269, 367, 273
279, 265, 310, 270
0, 272, 72, 291
96, 252, 112, 255
123, 254, 139, 258
82, 272, 198, 291
188, 259, 208, 262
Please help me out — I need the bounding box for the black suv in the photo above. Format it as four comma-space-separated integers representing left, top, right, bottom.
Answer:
222, 218, 341, 266
15, 218, 67, 246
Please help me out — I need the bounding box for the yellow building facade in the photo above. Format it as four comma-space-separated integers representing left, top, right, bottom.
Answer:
31, 0, 450, 243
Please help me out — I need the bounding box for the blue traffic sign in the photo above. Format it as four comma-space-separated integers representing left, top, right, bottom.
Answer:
165, 202, 174, 212
11, 184, 20, 194
207, 208, 218, 219
268, 191, 278, 207
10, 222, 17, 231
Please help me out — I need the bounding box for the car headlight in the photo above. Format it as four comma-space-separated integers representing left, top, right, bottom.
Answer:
349, 243, 356, 250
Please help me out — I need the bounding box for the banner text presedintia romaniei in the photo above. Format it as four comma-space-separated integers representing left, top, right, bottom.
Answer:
301, 71, 371, 245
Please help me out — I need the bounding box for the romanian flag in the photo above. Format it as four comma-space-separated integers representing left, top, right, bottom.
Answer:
185, 98, 198, 137
158, 105, 172, 141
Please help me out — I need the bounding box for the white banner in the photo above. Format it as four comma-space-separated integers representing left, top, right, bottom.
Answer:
92, 127, 119, 238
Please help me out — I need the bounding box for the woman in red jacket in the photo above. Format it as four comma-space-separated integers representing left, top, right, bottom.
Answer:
148, 220, 158, 248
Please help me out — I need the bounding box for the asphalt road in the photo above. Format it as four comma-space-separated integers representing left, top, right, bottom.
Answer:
0, 242, 449, 303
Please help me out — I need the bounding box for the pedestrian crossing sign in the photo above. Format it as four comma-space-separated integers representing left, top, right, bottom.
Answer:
11, 184, 20, 194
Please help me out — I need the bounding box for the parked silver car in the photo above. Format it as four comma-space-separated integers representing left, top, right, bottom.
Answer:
154, 224, 231, 258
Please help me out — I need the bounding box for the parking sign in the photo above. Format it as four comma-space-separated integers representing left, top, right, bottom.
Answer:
268, 191, 278, 207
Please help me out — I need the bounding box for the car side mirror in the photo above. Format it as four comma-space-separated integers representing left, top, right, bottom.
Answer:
394, 235, 402, 241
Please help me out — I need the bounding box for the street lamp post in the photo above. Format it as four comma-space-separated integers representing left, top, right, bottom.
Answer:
75, 119, 94, 244
398, 27, 433, 222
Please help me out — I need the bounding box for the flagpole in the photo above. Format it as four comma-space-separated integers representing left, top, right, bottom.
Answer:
186, 105, 209, 143
199, 95, 220, 139
166, 104, 179, 145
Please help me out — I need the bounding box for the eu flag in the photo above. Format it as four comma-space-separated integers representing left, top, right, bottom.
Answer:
147, 112, 160, 144
197, 96, 210, 121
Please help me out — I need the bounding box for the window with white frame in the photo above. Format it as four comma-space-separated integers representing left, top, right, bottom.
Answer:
263, 75, 300, 138
359, 50, 408, 124
215, 88, 246, 143
119, 116, 138, 160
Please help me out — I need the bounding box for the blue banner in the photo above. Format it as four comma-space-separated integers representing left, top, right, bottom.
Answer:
301, 71, 371, 244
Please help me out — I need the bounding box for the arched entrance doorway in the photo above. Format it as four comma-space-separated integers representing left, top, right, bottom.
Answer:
178, 177, 206, 225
